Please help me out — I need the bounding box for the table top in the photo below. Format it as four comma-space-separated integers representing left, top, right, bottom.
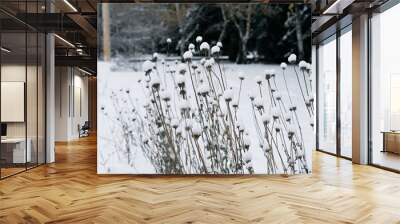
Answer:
1, 138, 27, 143
381, 131, 400, 134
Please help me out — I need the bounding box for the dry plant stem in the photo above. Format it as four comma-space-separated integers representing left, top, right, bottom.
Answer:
282, 69, 293, 105
293, 66, 312, 117
301, 70, 310, 96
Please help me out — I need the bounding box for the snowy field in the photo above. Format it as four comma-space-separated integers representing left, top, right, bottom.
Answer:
97, 59, 315, 174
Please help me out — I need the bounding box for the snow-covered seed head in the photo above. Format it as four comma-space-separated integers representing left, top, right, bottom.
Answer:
211, 45, 220, 55
191, 122, 202, 138
179, 100, 191, 113
310, 118, 315, 127
223, 89, 234, 102
265, 69, 272, 80
200, 42, 210, 52
204, 58, 214, 70
299, 60, 307, 70
142, 60, 154, 73
166, 38, 172, 44
272, 107, 280, 120
150, 76, 161, 90
285, 112, 291, 122
243, 152, 252, 163
217, 41, 223, 48
183, 50, 193, 62
280, 62, 287, 70
243, 135, 251, 149
275, 124, 282, 132
254, 97, 263, 109
248, 92, 256, 101
177, 63, 187, 74
306, 62, 312, 72
264, 146, 272, 153
191, 62, 198, 70
261, 113, 271, 125
275, 92, 282, 101
232, 98, 239, 108
200, 58, 206, 65
246, 161, 253, 170
288, 53, 297, 64
305, 96, 311, 106
255, 75, 263, 85
188, 43, 195, 51
238, 73, 245, 80
198, 83, 210, 96
153, 52, 158, 60
160, 90, 171, 102
176, 126, 182, 135
171, 118, 179, 129
289, 105, 297, 111
183, 119, 193, 131
196, 36, 203, 43
287, 124, 296, 138
236, 119, 245, 132
176, 75, 185, 87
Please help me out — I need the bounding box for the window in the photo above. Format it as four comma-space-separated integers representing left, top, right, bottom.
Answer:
339, 28, 352, 158
370, 3, 400, 171
317, 36, 337, 154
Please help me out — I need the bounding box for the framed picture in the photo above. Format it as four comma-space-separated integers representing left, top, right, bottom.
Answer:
98, 3, 313, 175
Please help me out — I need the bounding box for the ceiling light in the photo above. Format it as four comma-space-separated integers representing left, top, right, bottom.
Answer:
323, 0, 342, 14
78, 67, 92, 76
54, 34, 75, 48
1, 47, 11, 53
63, 0, 78, 12
322, 0, 355, 15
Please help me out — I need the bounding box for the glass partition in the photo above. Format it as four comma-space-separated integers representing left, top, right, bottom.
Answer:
1, 31, 28, 177
0, 1, 46, 179
370, 3, 400, 171
317, 35, 337, 154
339, 27, 352, 158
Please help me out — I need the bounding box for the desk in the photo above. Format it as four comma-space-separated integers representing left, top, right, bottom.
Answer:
1, 138, 31, 163
382, 131, 400, 154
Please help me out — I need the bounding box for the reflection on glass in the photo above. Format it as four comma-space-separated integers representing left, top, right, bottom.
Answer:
1, 31, 27, 177
38, 33, 46, 165
318, 37, 337, 154
27, 31, 38, 169
340, 29, 352, 158
371, 4, 400, 171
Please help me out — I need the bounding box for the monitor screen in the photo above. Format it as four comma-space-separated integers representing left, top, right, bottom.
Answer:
1, 123, 7, 137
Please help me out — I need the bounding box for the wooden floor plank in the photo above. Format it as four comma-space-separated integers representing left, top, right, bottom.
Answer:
0, 135, 400, 223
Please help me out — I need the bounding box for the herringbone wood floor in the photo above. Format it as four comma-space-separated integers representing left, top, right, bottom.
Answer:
1, 135, 400, 224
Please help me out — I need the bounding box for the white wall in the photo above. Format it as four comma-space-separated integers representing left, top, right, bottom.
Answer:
55, 67, 89, 141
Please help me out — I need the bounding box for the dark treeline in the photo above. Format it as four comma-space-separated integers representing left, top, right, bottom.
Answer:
98, 3, 311, 64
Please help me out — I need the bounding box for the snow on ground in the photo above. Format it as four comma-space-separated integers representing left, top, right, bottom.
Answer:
97, 60, 314, 174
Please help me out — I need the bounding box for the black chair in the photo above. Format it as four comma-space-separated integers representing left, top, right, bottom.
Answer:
79, 121, 90, 138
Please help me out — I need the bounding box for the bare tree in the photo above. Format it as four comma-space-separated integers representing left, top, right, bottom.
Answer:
102, 3, 111, 61
228, 4, 253, 64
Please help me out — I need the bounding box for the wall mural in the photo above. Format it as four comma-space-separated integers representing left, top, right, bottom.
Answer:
98, 3, 314, 175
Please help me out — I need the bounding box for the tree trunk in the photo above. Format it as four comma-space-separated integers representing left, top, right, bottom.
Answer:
102, 3, 111, 62
175, 4, 186, 56
234, 4, 252, 64
295, 6, 304, 60
218, 6, 229, 42
236, 38, 248, 64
